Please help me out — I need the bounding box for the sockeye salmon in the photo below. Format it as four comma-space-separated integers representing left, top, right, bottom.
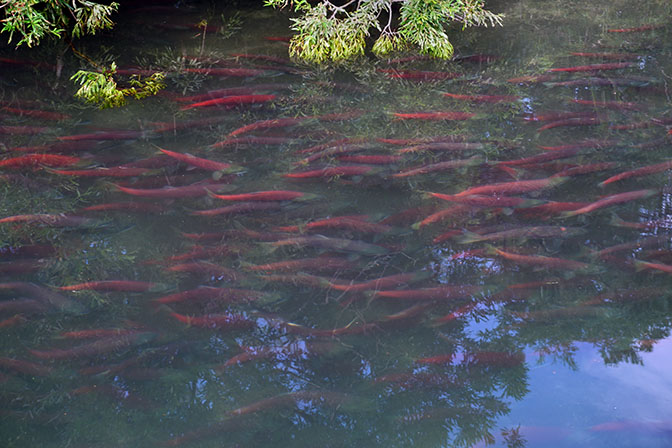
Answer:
284, 165, 376, 179
0, 154, 80, 169
329, 272, 431, 292
47, 167, 151, 177
170, 312, 254, 330
598, 161, 672, 187
561, 189, 657, 217
209, 190, 310, 201
392, 156, 482, 177
274, 215, 390, 234
456, 225, 584, 244
548, 62, 636, 72
29, 332, 155, 360
113, 182, 235, 198
392, 112, 475, 121
0, 214, 96, 227
486, 246, 591, 270
443, 93, 520, 103
157, 147, 240, 172
454, 176, 566, 197
58, 280, 163, 292
154, 287, 261, 304
370, 285, 481, 300
269, 235, 389, 255
180, 94, 276, 110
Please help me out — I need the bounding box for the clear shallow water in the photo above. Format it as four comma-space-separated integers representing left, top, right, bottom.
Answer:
1, 1, 672, 447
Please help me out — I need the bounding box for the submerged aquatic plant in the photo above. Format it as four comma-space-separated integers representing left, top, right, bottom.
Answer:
71, 62, 166, 109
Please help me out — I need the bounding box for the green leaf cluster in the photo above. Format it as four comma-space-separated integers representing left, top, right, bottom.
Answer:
0, 0, 119, 47
71, 63, 166, 109
266, 0, 503, 64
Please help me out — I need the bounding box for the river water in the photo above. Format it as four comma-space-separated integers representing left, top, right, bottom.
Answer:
1, 1, 672, 447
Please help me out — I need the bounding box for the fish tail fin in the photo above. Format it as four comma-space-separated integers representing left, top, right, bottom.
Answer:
239, 261, 256, 271
483, 244, 498, 256
257, 242, 279, 255
456, 230, 484, 244
170, 312, 191, 326
213, 165, 245, 180
609, 213, 626, 227
496, 165, 521, 180
633, 260, 648, 272
296, 193, 320, 202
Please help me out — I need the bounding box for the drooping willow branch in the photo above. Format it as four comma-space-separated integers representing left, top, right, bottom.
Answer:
265, 0, 503, 63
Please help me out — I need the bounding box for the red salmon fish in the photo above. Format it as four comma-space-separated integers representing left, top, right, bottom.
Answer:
336, 154, 403, 164
229, 117, 309, 137
433, 303, 478, 324
192, 202, 283, 217
537, 117, 602, 131
58, 281, 160, 292
0, 154, 80, 169
607, 24, 663, 33
59, 329, 139, 339
244, 257, 352, 273
392, 112, 475, 121
164, 262, 240, 281
598, 161, 672, 186
0, 214, 95, 227
210, 136, 294, 148
378, 69, 461, 80
370, 285, 481, 300
57, 130, 145, 141
454, 176, 566, 197
548, 62, 636, 72
78, 202, 165, 213
0, 356, 53, 376
392, 156, 481, 178
296, 137, 369, 154
157, 147, 237, 172
1, 106, 70, 121
183, 67, 268, 77
29, 332, 155, 360
154, 287, 261, 304
487, 246, 590, 270
329, 272, 429, 293
634, 260, 672, 274
113, 182, 234, 199
0, 125, 52, 135
170, 312, 254, 330
570, 52, 642, 60
284, 165, 376, 179
570, 98, 644, 111
47, 167, 150, 177
180, 94, 276, 110
396, 142, 484, 154
497, 148, 581, 166
551, 162, 617, 178
429, 193, 537, 208
443, 93, 520, 103
413, 205, 473, 229
274, 215, 390, 234
561, 189, 657, 217
209, 190, 308, 201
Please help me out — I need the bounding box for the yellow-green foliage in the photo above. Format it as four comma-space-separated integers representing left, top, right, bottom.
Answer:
71, 63, 166, 109
1, 0, 119, 47
267, 0, 503, 64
